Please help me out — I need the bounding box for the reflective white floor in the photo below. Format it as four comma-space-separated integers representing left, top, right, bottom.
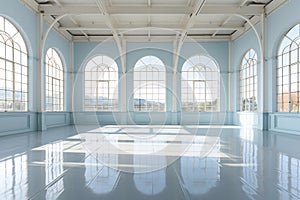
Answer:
0, 125, 300, 200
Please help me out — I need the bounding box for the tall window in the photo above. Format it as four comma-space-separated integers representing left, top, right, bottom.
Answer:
0, 16, 28, 112
45, 48, 64, 111
84, 55, 118, 111
240, 49, 257, 112
277, 24, 300, 112
133, 56, 166, 112
181, 55, 220, 112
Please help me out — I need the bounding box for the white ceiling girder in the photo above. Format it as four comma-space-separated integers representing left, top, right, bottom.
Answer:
39, 5, 264, 16
93, 0, 125, 73
19, 0, 39, 12
72, 35, 230, 42
59, 25, 244, 31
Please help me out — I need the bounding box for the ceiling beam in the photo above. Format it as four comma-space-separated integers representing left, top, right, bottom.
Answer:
38, 5, 264, 16
211, 0, 249, 38
19, 0, 39, 13
230, 0, 288, 40
52, 0, 89, 40
265, 0, 288, 15
94, 0, 126, 73
58, 25, 244, 31
72, 35, 230, 42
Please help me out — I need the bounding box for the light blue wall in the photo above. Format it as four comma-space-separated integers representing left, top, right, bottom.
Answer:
232, 25, 260, 111
0, 0, 37, 113
2, 0, 300, 135
231, 0, 300, 133
44, 26, 72, 112
73, 42, 121, 112
267, 0, 300, 113
178, 42, 229, 112
0, 0, 72, 135
73, 41, 230, 125
231, 24, 261, 128
126, 42, 173, 113
267, 0, 300, 135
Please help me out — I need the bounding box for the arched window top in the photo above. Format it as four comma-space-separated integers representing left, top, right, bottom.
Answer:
181, 54, 220, 112
134, 55, 165, 71
45, 48, 64, 111
241, 49, 257, 69
277, 24, 300, 113
240, 49, 257, 112
84, 55, 119, 111
182, 55, 219, 72
0, 16, 29, 112
0, 16, 27, 54
85, 55, 118, 72
278, 24, 300, 53
133, 55, 166, 112
46, 48, 63, 71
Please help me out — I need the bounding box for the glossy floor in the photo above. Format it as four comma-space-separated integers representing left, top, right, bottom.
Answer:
0, 125, 300, 200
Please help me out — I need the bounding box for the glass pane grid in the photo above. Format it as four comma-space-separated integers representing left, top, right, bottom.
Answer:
240, 49, 258, 112
0, 16, 28, 112
181, 55, 220, 112
277, 26, 300, 112
84, 56, 119, 111
45, 48, 64, 112
133, 56, 166, 112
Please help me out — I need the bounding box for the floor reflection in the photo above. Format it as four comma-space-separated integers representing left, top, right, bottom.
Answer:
134, 139, 167, 195
0, 125, 300, 199
0, 153, 28, 200
240, 129, 260, 200
179, 139, 220, 196
277, 153, 300, 199
85, 153, 120, 194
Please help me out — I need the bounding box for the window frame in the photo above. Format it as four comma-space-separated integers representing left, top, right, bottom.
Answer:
239, 49, 258, 112
276, 24, 300, 113
84, 55, 119, 111
181, 55, 220, 112
0, 16, 29, 112
133, 55, 166, 112
45, 48, 64, 112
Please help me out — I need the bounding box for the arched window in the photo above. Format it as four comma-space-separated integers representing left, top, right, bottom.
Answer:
133, 56, 166, 112
181, 55, 220, 112
84, 55, 118, 111
277, 24, 300, 112
0, 16, 28, 112
240, 49, 257, 112
45, 48, 64, 111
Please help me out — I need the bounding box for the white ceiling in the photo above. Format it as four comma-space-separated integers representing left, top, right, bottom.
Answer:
22, 0, 287, 42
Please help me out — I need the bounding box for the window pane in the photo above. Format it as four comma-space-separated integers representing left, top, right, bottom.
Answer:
84, 55, 119, 111
240, 49, 257, 112
181, 55, 219, 112
277, 24, 300, 112
0, 16, 28, 112
45, 48, 64, 111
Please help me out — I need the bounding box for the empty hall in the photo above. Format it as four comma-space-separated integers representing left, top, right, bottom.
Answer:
0, 0, 300, 199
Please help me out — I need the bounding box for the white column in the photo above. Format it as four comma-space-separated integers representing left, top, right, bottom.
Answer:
228, 40, 233, 112
37, 13, 46, 131
121, 39, 127, 113
261, 11, 268, 129
172, 40, 178, 113
70, 41, 74, 124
